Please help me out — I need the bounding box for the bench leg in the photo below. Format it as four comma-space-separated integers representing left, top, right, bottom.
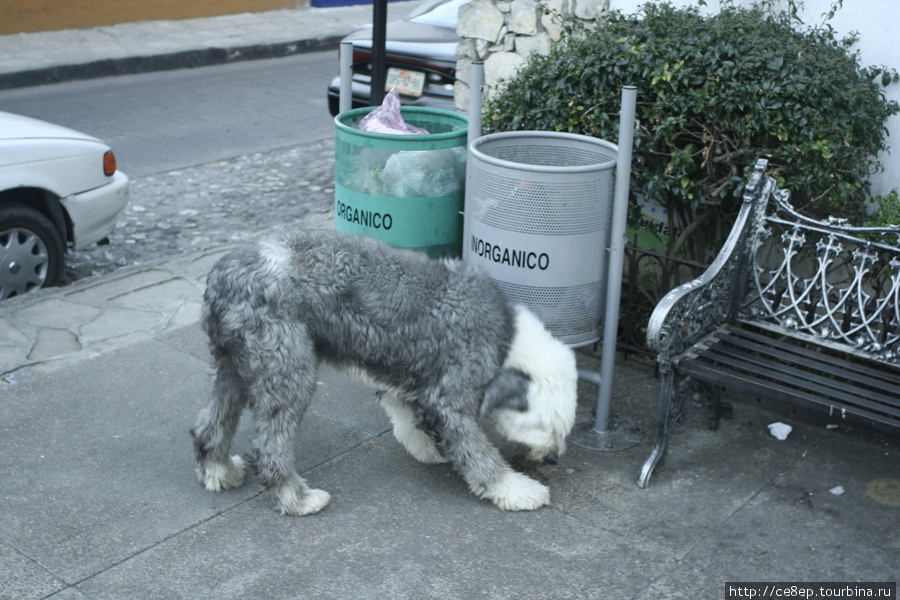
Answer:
637, 367, 676, 489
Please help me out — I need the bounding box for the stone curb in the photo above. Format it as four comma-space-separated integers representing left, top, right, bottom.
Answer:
0, 36, 343, 90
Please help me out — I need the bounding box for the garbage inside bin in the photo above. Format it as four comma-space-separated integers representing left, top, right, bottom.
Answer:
356, 148, 464, 198
358, 87, 429, 135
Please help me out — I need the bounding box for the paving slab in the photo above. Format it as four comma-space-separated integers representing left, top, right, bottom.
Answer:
64, 270, 181, 305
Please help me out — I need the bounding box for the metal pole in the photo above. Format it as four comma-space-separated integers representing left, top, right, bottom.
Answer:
370, 0, 388, 106
339, 40, 353, 114
594, 85, 637, 433
467, 62, 484, 148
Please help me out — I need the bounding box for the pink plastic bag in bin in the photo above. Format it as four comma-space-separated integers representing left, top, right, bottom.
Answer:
358, 87, 429, 135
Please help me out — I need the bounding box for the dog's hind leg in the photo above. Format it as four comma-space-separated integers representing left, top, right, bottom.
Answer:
191, 353, 247, 492
247, 383, 332, 516
418, 395, 550, 511
378, 391, 448, 464
244, 325, 331, 516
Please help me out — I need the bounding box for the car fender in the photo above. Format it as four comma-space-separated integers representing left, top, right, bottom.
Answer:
59, 170, 129, 250
0, 138, 113, 199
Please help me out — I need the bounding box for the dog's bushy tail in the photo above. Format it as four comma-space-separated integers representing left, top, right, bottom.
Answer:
202, 240, 291, 353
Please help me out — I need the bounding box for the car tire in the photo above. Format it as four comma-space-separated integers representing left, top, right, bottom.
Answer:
0, 203, 65, 300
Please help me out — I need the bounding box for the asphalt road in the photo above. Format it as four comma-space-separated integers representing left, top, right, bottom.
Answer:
0, 53, 342, 285
0, 51, 340, 177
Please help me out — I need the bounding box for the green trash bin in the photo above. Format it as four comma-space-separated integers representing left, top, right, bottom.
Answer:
333, 106, 468, 258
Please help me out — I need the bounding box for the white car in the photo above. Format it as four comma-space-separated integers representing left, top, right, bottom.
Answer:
0, 111, 129, 300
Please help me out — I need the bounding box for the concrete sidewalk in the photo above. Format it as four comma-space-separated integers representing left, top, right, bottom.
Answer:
2, 293, 898, 599
0, 1, 417, 90
0, 4, 898, 599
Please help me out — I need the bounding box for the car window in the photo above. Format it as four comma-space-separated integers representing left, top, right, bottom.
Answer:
406, 0, 470, 28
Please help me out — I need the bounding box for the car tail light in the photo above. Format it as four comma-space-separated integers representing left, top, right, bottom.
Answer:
103, 150, 117, 176
337, 44, 374, 64
348, 45, 452, 75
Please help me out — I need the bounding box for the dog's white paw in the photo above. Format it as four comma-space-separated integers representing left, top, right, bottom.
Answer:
276, 476, 331, 516
298, 488, 332, 515
199, 455, 246, 492
482, 470, 550, 511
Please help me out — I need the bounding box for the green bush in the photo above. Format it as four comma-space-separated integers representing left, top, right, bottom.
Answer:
484, 1, 899, 258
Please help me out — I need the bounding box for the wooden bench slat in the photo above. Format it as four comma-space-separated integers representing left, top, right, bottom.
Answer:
680, 359, 900, 429
732, 324, 900, 387
716, 328, 900, 399
712, 333, 866, 393
685, 338, 900, 416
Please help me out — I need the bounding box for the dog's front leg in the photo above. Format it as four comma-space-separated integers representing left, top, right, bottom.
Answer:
378, 391, 448, 464
418, 404, 550, 511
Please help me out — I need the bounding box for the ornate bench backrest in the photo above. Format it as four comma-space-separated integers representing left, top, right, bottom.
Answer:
740, 162, 900, 366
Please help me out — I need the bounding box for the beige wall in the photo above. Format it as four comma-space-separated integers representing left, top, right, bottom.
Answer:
1, 0, 306, 34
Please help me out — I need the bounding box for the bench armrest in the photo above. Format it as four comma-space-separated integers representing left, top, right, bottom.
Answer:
646, 159, 774, 366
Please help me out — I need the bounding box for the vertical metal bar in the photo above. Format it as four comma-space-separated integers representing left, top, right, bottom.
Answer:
370, 0, 388, 106
467, 62, 484, 148
594, 85, 637, 433
339, 40, 353, 115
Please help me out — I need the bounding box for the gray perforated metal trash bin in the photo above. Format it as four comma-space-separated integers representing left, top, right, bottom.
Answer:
463, 131, 618, 346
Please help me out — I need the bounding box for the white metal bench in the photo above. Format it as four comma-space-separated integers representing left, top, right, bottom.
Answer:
638, 159, 900, 488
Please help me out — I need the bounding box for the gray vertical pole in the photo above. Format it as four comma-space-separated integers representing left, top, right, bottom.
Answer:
594, 85, 637, 433
339, 40, 353, 115
467, 62, 484, 148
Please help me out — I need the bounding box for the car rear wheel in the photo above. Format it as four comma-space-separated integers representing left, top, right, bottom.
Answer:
0, 203, 65, 300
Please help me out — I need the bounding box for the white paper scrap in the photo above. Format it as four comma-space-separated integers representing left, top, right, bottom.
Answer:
767, 422, 793, 440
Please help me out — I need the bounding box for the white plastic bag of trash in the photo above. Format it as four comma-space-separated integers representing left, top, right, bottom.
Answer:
767, 422, 793, 440
358, 87, 429, 135
380, 147, 466, 197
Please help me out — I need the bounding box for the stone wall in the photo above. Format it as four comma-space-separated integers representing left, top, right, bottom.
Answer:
454, 0, 609, 110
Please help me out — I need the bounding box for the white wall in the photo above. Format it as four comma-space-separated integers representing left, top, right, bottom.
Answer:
610, 0, 900, 197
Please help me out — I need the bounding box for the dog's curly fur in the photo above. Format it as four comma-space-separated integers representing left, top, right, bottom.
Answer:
191, 230, 577, 514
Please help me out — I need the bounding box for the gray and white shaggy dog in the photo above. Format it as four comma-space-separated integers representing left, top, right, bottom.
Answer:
191, 229, 577, 515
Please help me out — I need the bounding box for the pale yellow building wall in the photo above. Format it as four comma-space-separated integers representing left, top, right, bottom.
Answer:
1, 0, 306, 35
